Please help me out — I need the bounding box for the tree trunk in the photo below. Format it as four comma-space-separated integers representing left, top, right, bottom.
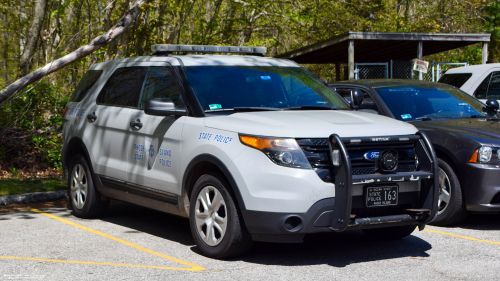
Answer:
0, 0, 147, 105
19, 0, 47, 76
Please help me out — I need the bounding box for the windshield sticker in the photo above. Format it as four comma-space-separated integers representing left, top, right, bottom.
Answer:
209, 104, 222, 110
260, 76, 271, 80
401, 114, 412, 119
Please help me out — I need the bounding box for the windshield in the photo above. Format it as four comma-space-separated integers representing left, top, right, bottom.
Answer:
374, 84, 498, 121
182, 66, 350, 111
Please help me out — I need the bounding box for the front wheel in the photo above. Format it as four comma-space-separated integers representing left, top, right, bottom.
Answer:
430, 158, 468, 226
189, 174, 252, 259
362, 225, 416, 240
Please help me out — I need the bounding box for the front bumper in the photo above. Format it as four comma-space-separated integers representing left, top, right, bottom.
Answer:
456, 162, 500, 212
242, 132, 439, 243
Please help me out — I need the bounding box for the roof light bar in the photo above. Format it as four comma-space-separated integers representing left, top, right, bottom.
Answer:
151, 44, 267, 55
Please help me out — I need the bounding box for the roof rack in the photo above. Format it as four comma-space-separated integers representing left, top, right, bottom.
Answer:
151, 44, 267, 56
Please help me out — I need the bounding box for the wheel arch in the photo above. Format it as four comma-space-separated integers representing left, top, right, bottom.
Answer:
63, 137, 94, 179
182, 154, 246, 210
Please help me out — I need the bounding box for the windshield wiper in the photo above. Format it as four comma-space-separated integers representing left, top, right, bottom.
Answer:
415, 117, 433, 121
287, 105, 336, 110
233, 107, 284, 112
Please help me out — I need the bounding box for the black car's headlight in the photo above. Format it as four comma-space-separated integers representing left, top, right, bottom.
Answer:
469, 146, 497, 163
240, 135, 312, 169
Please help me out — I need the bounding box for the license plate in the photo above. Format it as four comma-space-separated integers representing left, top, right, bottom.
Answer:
366, 186, 398, 207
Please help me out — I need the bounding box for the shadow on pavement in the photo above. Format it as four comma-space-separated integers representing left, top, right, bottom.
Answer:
233, 231, 431, 268
444, 213, 500, 231
97, 200, 195, 246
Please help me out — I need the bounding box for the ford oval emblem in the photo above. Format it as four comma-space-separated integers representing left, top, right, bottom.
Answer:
364, 150, 381, 162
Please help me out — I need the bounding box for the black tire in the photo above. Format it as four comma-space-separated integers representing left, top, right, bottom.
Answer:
189, 174, 253, 259
362, 225, 416, 240
68, 154, 109, 218
430, 158, 468, 226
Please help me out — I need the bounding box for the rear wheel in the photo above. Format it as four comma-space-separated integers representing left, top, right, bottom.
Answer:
68, 154, 109, 218
362, 225, 416, 240
189, 174, 252, 259
430, 158, 468, 226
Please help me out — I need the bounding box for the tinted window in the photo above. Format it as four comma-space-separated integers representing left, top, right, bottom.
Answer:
487, 71, 500, 100
183, 66, 349, 111
97, 67, 149, 107
139, 66, 185, 109
474, 73, 492, 99
438, 73, 472, 88
374, 85, 497, 121
70, 70, 103, 102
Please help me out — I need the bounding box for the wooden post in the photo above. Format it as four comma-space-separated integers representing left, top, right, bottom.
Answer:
335, 63, 341, 81
482, 42, 488, 64
417, 41, 423, 80
348, 40, 354, 80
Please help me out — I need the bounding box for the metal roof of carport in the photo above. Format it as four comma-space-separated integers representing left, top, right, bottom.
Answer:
276, 32, 490, 63
275, 32, 490, 80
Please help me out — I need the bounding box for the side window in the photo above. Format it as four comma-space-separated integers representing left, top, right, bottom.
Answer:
487, 71, 500, 100
333, 88, 378, 112
97, 67, 149, 107
70, 70, 103, 102
139, 66, 185, 109
474, 73, 492, 99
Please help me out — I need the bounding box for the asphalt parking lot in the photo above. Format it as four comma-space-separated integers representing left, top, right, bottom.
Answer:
1, 201, 499, 280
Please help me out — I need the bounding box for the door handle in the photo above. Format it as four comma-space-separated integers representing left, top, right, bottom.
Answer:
87, 112, 97, 123
130, 119, 143, 129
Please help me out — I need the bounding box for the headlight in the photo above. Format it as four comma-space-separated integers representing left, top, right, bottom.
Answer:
469, 146, 493, 163
239, 135, 312, 169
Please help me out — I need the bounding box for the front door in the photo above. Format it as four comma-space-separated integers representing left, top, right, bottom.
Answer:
127, 65, 187, 195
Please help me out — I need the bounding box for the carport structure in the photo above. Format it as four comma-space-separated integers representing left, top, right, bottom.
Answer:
275, 32, 490, 80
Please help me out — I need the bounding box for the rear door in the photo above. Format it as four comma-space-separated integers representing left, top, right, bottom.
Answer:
88, 66, 149, 180
127, 64, 187, 195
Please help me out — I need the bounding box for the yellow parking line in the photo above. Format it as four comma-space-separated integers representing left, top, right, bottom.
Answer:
0, 256, 198, 270
425, 228, 500, 246
27, 208, 205, 271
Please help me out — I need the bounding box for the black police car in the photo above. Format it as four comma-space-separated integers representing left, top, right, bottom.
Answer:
329, 80, 500, 226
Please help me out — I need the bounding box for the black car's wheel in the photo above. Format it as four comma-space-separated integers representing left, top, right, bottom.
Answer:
362, 225, 416, 240
68, 154, 109, 218
430, 158, 468, 226
189, 174, 252, 259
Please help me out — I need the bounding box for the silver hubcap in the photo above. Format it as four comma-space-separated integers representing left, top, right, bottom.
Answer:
71, 164, 88, 210
195, 185, 227, 246
438, 167, 451, 215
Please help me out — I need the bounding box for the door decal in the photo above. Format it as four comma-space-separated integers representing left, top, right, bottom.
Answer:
145, 137, 159, 170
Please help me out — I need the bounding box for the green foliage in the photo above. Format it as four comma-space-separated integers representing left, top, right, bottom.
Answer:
0, 0, 497, 173
0, 177, 66, 196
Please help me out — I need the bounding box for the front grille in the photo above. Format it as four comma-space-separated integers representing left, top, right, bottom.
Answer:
296, 137, 418, 182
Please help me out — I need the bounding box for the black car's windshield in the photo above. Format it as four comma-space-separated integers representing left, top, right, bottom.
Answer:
374, 84, 497, 121
182, 66, 350, 111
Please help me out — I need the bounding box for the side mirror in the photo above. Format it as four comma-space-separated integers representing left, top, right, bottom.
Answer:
144, 98, 187, 116
351, 89, 364, 108
486, 99, 499, 111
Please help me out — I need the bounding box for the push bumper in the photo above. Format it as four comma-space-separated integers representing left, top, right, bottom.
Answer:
242, 131, 439, 243
456, 162, 500, 212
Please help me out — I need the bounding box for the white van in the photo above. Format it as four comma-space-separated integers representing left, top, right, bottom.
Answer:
439, 63, 500, 102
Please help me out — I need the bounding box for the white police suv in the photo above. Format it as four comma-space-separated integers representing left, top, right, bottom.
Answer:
62, 44, 439, 258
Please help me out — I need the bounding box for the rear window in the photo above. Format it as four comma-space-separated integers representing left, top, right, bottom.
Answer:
70, 70, 103, 102
438, 73, 472, 88
97, 67, 149, 108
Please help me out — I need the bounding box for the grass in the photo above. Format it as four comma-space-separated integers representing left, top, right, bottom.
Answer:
0, 177, 66, 196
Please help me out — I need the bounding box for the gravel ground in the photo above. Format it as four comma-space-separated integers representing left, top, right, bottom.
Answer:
0, 201, 499, 280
